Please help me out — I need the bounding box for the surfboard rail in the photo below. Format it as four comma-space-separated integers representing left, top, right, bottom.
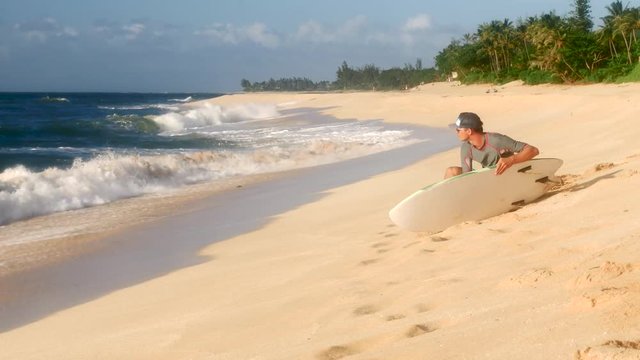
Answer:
389, 158, 563, 233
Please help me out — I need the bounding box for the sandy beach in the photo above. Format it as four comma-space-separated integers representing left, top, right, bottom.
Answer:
2, 82, 640, 359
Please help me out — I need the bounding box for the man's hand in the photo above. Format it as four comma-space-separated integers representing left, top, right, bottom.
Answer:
495, 155, 516, 175
495, 145, 540, 175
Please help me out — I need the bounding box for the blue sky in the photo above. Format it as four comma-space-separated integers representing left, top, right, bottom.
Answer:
0, 0, 615, 92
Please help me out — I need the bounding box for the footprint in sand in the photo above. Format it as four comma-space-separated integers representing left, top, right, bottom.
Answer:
601, 340, 640, 350
359, 258, 381, 266
371, 241, 393, 254
573, 261, 636, 288
415, 303, 430, 313
371, 241, 390, 249
575, 339, 640, 359
508, 268, 554, 286
403, 241, 420, 249
385, 313, 406, 321
488, 228, 510, 234
405, 323, 438, 338
583, 162, 617, 176
317, 323, 438, 360
579, 286, 630, 308
430, 235, 450, 242
317, 345, 359, 360
353, 304, 379, 316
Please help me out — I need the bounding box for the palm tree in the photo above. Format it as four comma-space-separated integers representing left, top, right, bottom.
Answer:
517, 19, 535, 65
628, 7, 640, 45
602, 1, 639, 64
614, 10, 635, 63
599, 11, 619, 59
477, 22, 500, 73
498, 19, 516, 70
524, 15, 566, 76
476, 19, 517, 74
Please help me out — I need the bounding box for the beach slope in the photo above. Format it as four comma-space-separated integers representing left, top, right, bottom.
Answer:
2, 82, 640, 359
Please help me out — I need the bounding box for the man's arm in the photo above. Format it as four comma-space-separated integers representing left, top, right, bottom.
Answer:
495, 144, 539, 175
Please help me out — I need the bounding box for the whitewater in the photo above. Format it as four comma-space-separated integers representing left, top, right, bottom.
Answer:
0, 93, 420, 226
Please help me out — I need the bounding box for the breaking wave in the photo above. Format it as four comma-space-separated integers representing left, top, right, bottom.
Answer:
152, 103, 280, 132
0, 132, 417, 225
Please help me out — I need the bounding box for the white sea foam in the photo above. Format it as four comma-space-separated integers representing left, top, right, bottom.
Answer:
169, 96, 193, 102
152, 103, 280, 132
41, 96, 70, 103
0, 102, 420, 226
0, 131, 416, 225
98, 104, 180, 111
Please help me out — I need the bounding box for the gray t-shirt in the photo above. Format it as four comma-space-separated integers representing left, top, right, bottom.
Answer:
460, 132, 528, 172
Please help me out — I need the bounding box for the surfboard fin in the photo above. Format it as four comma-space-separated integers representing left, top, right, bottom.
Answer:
511, 200, 526, 206
535, 176, 549, 183
517, 165, 532, 173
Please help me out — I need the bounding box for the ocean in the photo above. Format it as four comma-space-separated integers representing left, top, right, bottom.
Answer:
0, 92, 421, 227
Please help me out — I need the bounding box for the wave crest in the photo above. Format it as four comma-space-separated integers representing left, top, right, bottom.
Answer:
0, 132, 416, 225
152, 103, 280, 132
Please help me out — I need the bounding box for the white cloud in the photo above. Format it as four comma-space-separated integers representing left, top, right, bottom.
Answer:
295, 20, 334, 42
341, 15, 367, 35
404, 14, 432, 32
196, 22, 279, 48
292, 14, 436, 48
62, 27, 79, 37
197, 24, 236, 44
398, 14, 434, 46
294, 15, 368, 44
196, 14, 436, 50
14, 18, 78, 42
244, 23, 279, 48
123, 23, 145, 40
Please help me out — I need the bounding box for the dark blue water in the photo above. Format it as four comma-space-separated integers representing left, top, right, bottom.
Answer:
0, 92, 222, 171
0, 92, 425, 226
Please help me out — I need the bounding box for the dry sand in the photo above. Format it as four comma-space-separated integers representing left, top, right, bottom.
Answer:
2, 82, 640, 359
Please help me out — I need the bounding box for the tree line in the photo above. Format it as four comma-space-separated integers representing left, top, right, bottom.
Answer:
240, 78, 333, 92
241, 59, 437, 92
241, 0, 640, 91
435, 0, 640, 84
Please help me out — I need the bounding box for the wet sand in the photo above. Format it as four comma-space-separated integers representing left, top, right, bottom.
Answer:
0, 122, 453, 332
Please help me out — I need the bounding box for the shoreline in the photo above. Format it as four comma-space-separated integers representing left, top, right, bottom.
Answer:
2, 82, 640, 359
0, 104, 433, 276
0, 121, 454, 332
0, 171, 280, 278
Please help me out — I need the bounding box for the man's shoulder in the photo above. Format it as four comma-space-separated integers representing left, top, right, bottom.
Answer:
486, 132, 515, 142
486, 132, 507, 138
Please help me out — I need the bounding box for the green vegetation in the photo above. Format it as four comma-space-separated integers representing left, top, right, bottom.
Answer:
436, 0, 640, 85
241, 59, 437, 92
616, 62, 640, 82
240, 77, 332, 92
334, 60, 437, 90
241, 0, 640, 91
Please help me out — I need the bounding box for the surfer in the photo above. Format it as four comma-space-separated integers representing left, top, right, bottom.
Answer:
444, 112, 539, 178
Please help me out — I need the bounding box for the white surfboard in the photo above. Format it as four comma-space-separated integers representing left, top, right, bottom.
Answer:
389, 158, 563, 233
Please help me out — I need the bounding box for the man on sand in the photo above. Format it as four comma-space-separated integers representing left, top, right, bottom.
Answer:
444, 112, 539, 179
